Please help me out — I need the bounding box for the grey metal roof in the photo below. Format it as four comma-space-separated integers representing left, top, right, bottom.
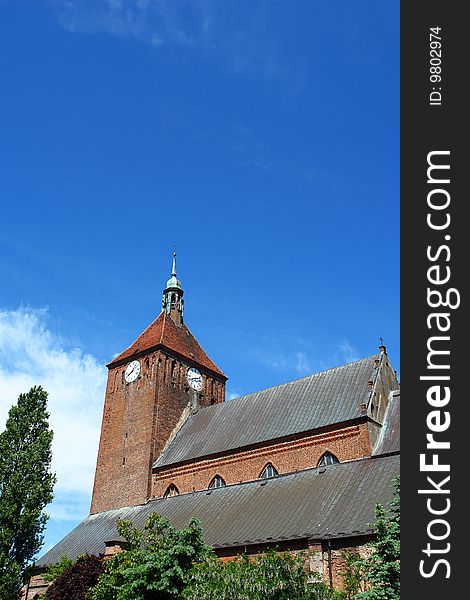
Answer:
373, 391, 400, 456
36, 454, 399, 567
155, 355, 381, 468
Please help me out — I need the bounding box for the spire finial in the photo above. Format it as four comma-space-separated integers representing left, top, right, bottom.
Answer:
171, 251, 177, 277
379, 337, 387, 354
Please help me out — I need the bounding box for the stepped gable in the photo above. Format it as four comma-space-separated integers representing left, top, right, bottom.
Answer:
154, 354, 383, 468
36, 454, 399, 566
107, 311, 226, 379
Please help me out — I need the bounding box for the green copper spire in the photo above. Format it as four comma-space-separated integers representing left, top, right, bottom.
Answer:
162, 252, 184, 325
165, 252, 183, 291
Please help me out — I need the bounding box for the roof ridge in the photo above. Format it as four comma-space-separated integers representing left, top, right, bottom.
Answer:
202, 353, 380, 409
107, 312, 165, 366
159, 311, 166, 344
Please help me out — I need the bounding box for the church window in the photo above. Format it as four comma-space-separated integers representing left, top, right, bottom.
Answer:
317, 452, 340, 467
259, 463, 279, 479
163, 484, 179, 498
208, 475, 226, 489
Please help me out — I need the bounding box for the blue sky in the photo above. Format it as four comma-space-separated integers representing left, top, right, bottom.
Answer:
0, 1, 399, 556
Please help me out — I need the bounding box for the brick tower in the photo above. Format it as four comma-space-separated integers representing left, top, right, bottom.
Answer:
90, 254, 227, 514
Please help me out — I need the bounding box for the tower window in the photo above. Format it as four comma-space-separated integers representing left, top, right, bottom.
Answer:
163, 484, 179, 498
208, 475, 226, 489
317, 452, 340, 467
259, 463, 279, 479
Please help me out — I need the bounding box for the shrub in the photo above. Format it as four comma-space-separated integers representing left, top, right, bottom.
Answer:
45, 554, 103, 600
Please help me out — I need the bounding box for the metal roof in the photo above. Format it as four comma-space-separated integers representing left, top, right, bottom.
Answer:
154, 355, 382, 468
36, 454, 399, 567
373, 390, 400, 456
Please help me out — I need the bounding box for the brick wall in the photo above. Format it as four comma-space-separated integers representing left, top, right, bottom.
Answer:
152, 421, 371, 497
318, 537, 373, 590
19, 573, 49, 599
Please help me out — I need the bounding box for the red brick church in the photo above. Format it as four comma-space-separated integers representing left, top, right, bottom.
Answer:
26, 254, 400, 596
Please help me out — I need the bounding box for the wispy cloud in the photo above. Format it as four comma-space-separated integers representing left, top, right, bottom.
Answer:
337, 339, 360, 363
48, 0, 294, 81
0, 307, 106, 548
248, 332, 317, 378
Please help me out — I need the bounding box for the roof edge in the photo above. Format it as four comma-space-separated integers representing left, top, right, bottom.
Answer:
107, 343, 227, 381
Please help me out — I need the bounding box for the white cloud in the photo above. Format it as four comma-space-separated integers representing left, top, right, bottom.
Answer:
337, 339, 360, 363
0, 308, 106, 529
48, 0, 292, 81
294, 351, 312, 375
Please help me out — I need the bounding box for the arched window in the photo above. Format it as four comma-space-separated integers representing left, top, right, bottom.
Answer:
259, 462, 279, 479
208, 475, 226, 489
163, 484, 179, 498
317, 452, 340, 467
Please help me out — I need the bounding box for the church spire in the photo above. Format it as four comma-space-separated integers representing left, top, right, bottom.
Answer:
162, 252, 184, 326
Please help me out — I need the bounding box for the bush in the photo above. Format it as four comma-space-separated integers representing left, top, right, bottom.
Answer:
184, 550, 316, 600
45, 554, 103, 600
89, 513, 211, 600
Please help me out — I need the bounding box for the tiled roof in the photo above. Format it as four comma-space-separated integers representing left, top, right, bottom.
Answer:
107, 312, 226, 378
373, 390, 400, 456
154, 355, 382, 468
36, 454, 399, 567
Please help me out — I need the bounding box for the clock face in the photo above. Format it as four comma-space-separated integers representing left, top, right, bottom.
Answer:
187, 367, 203, 391
124, 360, 141, 383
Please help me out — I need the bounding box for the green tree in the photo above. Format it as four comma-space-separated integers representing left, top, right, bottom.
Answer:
184, 551, 311, 600
356, 476, 400, 600
89, 513, 212, 600
339, 552, 366, 599
0, 386, 56, 598
43, 554, 76, 583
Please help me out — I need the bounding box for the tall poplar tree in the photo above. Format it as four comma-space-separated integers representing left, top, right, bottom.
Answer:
0, 386, 56, 598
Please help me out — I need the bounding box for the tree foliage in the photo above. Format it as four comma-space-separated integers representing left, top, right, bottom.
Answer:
88, 514, 334, 600
355, 476, 400, 600
0, 386, 56, 599
46, 554, 103, 599
183, 550, 313, 600
338, 552, 366, 600
89, 513, 212, 600
43, 554, 76, 583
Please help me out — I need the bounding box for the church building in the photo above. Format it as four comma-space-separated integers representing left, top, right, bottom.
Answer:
26, 255, 400, 596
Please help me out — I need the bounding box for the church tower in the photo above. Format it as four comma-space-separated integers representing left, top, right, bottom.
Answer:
90, 255, 227, 514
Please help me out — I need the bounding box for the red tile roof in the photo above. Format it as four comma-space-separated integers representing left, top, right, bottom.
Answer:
107, 312, 226, 379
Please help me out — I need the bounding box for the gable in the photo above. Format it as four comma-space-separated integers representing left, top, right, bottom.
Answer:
373, 390, 400, 456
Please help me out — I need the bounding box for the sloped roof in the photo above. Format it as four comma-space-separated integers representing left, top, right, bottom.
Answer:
107, 311, 226, 378
373, 390, 400, 456
154, 355, 381, 468
36, 454, 399, 566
